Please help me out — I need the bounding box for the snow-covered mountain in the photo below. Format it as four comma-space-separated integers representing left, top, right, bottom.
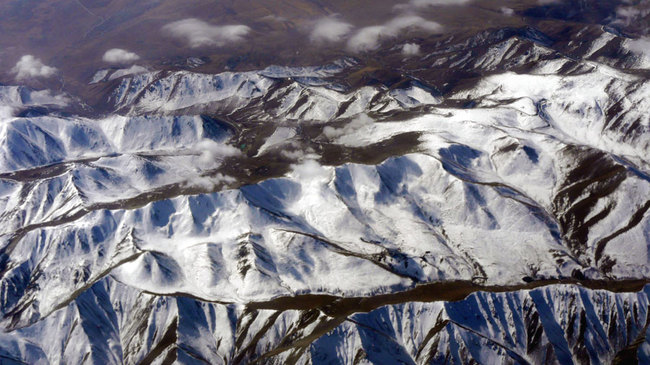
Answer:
1, 17, 649, 364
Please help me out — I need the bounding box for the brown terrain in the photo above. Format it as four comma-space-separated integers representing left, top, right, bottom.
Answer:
1, 0, 645, 111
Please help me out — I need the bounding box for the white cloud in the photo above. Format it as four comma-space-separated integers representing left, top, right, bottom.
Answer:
184, 173, 236, 191
310, 17, 353, 43
347, 26, 386, 52
11, 55, 57, 80
281, 149, 305, 160
290, 159, 331, 182
402, 43, 421, 56
102, 48, 141, 63
613, 6, 650, 28
626, 37, 650, 55
389, 15, 442, 32
323, 113, 374, 139
27, 89, 71, 106
625, 37, 650, 68
616, 6, 638, 20
280, 144, 316, 160
163, 18, 251, 48
195, 139, 241, 167
500, 7, 515, 16
347, 15, 442, 52
0, 106, 15, 119
0, 88, 70, 118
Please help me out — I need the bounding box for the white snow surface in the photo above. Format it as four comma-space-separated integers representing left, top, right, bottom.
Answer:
0, 51, 649, 363
0, 64, 648, 314
109, 61, 440, 120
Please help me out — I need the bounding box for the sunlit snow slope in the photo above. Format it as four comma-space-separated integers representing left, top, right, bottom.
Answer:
1, 22, 649, 364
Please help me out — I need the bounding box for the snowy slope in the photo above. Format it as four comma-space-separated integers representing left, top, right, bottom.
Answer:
0, 23, 649, 364
107, 60, 440, 121
3, 275, 650, 364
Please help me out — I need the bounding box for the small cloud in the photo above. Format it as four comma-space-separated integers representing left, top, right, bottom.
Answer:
11, 55, 57, 80
625, 37, 650, 68
280, 144, 316, 160
616, 6, 641, 19
281, 149, 305, 160
323, 113, 374, 139
0, 106, 15, 119
389, 15, 442, 32
500, 7, 515, 16
626, 37, 650, 55
347, 15, 442, 52
163, 18, 251, 48
0, 88, 70, 118
195, 139, 241, 167
310, 17, 353, 44
27, 89, 71, 106
290, 159, 331, 182
184, 173, 236, 191
102, 48, 141, 64
537, 0, 562, 4
402, 43, 421, 56
613, 6, 650, 27
347, 26, 386, 52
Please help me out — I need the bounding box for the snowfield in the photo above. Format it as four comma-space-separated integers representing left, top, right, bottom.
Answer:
1, 26, 649, 363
